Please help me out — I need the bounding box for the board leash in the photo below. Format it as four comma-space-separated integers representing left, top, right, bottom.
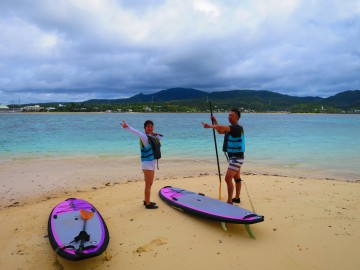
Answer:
242, 180, 256, 213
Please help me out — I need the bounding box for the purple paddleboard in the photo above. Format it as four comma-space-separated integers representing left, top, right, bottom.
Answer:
48, 198, 109, 261
159, 186, 264, 225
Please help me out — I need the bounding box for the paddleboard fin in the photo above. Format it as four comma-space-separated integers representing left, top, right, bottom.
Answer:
244, 224, 256, 239
221, 222, 227, 231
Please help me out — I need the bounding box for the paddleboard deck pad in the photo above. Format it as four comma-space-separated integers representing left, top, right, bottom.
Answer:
48, 198, 109, 261
159, 186, 264, 224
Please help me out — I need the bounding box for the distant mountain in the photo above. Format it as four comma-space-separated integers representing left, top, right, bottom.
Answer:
324, 90, 360, 108
85, 88, 316, 105
130, 87, 207, 102
18, 88, 360, 112
208, 89, 319, 105
85, 88, 207, 104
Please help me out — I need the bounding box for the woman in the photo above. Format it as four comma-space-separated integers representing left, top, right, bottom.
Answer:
120, 120, 161, 209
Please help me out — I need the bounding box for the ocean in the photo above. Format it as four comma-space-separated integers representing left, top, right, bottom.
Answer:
1, 113, 359, 181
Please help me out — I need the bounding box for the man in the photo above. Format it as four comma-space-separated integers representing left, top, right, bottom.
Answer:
202, 108, 245, 204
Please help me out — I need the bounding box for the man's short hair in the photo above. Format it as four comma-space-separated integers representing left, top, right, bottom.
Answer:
230, 108, 241, 118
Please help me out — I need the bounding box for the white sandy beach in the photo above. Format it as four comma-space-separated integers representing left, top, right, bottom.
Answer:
0, 157, 359, 270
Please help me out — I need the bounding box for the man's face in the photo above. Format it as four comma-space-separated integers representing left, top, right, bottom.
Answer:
145, 124, 154, 134
228, 111, 239, 124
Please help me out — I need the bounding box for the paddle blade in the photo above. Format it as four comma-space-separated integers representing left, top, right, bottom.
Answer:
80, 209, 94, 220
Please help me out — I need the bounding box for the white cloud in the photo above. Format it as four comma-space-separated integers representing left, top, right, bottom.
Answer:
0, 0, 359, 103
193, 0, 220, 17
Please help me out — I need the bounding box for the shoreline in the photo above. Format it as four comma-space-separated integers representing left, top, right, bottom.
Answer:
2, 111, 359, 115
0, 111, 298, 113
1, 156, 359, 209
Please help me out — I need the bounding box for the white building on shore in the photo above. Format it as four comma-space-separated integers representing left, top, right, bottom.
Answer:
0, 105, 10, 112
22, 105, 44, 112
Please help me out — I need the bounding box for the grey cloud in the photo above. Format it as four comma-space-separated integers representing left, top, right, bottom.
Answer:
0, 0, 359, 104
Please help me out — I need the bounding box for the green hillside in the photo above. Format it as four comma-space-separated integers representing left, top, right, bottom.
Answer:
14, 89, 360, 113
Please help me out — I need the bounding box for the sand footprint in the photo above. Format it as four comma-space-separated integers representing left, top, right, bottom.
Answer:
135, 237, 168, 253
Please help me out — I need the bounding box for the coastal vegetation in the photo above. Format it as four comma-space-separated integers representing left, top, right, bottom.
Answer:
4, 88, 360, 113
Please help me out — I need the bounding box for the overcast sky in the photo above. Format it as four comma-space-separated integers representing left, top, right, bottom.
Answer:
1, 0, 359, 104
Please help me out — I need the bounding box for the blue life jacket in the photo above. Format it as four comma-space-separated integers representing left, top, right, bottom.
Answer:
140, 135, 161, 162
140, 143, 155, 162
223, 127, 245, 158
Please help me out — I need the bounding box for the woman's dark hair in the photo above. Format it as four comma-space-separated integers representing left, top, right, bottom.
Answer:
230, 108, 241, 118
144, 120, 154, 128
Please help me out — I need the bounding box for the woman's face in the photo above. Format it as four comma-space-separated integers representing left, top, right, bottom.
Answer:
145, 124, 154, 134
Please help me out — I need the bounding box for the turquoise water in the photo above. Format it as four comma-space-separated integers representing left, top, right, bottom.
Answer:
1, 113, 359, 180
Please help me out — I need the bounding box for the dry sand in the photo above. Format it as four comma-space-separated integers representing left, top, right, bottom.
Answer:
0, 157, 359, 270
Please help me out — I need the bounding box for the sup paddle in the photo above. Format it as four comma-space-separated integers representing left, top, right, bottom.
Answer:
76, 209, 94, 254
209, 101, 222, 200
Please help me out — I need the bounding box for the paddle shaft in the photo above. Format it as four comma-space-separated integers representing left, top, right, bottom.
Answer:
209, 101, 222, 200
78, 220, 87, 252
